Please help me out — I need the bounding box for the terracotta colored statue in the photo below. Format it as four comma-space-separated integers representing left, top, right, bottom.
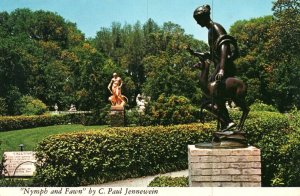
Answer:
108, 73, 127, 107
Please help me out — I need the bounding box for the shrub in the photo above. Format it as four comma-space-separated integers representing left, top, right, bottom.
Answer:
250, 100, 278, 112
286, 106, 300, 129
33, 123, 214, 186
16, 96, 48, 115
148, 176, 188, 187
143, 94, 198, 125
125, 108, 141, 126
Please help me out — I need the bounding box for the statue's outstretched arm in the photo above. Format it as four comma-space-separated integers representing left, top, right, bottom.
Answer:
108, 80, 113, 93
187, 46, 210, 60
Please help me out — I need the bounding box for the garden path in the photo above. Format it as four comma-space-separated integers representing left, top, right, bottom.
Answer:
88, 169, 188, 187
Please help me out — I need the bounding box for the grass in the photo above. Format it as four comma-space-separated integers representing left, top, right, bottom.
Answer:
0, 124, 107, 156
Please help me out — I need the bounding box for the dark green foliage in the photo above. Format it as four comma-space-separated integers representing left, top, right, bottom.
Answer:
142, 52, 203, 104
230, 16, 273, 105
0, 98, 7, 116
230, 0, 300, 111
148, 176, 188, 187
33, 123, 214, 186
0, 9, 108, 114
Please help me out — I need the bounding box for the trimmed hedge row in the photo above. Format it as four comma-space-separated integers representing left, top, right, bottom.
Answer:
0, 113, 94, 132
33, 123, 215, 186
33, 111, 299, 187
0, 115, 65, 131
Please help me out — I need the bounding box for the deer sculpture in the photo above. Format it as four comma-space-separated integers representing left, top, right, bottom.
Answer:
195, 59, 249, 133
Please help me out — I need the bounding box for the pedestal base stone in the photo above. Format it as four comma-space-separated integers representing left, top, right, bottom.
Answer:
109, 106, 125, 127
188, 145, 261, 187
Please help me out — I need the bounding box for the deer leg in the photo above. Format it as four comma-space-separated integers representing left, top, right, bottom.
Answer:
217, 119, 221, 131
203, 101, 235, 132
234, 98, 250, 132
199, 99, 212, 123
237, 107, 249, 132
206, 103, 224, 121
217, 101, 236, 132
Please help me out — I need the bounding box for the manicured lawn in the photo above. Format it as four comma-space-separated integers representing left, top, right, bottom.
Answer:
0, 124, 107, 156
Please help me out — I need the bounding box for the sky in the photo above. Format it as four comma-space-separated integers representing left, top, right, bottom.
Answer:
0, 0, 274, 42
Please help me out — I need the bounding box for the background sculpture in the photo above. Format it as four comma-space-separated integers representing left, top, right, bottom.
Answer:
108, 73, 127, 107
136, 94, 150, 113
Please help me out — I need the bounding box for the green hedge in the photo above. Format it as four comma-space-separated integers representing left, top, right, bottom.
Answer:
0, 115, 65, 131
242, 111, 292, 186
33, 111, 299, 187
272, 130, 300, 186
0, 113, 95, 132
148, 176, 188, 187
33, 123, 214, 186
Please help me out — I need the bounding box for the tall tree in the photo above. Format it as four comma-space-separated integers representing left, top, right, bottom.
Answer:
230, 16, 273, 104
264, 0, 300, 111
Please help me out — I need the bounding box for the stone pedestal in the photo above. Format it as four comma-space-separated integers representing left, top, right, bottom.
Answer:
188, 145, 261, 187
109, 106, 125, 127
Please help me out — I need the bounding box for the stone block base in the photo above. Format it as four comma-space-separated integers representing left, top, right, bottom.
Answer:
188, 145, 261, 187
109, 107, 125, 127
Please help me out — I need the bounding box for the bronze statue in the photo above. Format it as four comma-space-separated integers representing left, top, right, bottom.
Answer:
108, 73, 127, 107
188, 5, 250, 147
